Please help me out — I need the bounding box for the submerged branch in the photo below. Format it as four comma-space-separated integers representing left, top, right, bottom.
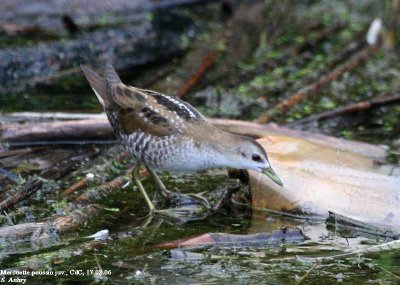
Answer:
298, 239, 400, 263
0, 175, 129, 241
0, 179, 43, 213
156, 228, 304, 249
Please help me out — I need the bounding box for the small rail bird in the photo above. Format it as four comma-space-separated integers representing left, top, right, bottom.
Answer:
81, 63, 282, 216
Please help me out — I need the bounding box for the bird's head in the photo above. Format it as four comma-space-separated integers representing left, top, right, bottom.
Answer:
225, 135, 283, 186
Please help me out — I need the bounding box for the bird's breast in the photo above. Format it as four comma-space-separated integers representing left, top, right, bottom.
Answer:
129, 134, 213, 170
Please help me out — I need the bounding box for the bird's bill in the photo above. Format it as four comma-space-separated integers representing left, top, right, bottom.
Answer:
262, 167, 283, 186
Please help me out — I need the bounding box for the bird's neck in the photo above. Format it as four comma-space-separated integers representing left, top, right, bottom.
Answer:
202, 131, 243, 168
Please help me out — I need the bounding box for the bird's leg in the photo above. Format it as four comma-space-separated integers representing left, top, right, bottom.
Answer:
132, 162, 155, 212
146, 166, 210, 210
140, 166, 212, 222
145, 166, 171, 199
132, 164, 198, 222
146, 166, 202, 206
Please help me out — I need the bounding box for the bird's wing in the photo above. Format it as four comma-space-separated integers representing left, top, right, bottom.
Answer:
110, 84, 207, 137
138, 89, 206, 123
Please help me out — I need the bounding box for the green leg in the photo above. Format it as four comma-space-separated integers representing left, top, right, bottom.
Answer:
146, 166, 171, 199
133, 164, 211, 223
132, 162, 155, 212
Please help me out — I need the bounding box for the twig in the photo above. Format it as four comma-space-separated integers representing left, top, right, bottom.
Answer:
289, 24, 344, 55
0, 148, 42, 159
60, 178, 88, 197
60, 149, 130, 198
376, 265, 400, 280
295, 264, 317, 285
75, 176, 128, 205
262, 19, 383, 121
93, 253, 103, 271
178, 51, 219, 98
0, 179, 43, 213
41, 149, 99, 180
3, 211, 14, 225
275, 43, 381, 113
287, 93, 400, 127
0, 175, 129, 241
227, 24, 347, 89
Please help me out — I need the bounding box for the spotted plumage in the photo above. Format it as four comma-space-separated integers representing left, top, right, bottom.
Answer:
81, 63, 282, 215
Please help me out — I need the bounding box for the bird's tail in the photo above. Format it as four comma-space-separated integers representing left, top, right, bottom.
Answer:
81, 63, 124, 109
104, 62, 122, 89
81, 64, 111, 108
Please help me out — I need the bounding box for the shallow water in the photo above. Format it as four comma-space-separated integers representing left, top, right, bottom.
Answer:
0, 172, 398, 284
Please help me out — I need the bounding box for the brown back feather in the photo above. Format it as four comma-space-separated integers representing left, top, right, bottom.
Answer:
111, 84, 181, 136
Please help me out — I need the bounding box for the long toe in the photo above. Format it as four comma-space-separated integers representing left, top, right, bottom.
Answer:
166, 191, 210, 209
155, 205, 208, 223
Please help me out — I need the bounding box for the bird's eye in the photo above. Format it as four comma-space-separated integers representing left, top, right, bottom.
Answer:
252, 154, 262, 162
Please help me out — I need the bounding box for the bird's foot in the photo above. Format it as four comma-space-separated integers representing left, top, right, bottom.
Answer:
165, 190, 210, 208
140, 204, 208, 225
142, 191, 209, 223
156, 205, 208, 223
